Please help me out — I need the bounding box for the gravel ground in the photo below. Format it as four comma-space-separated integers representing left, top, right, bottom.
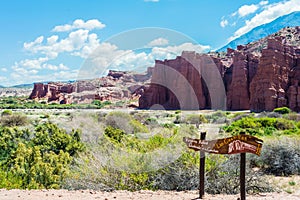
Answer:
0, 190, 300, 200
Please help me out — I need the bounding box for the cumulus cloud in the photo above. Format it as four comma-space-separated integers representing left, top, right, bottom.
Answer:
17, 57, 49, 69
78, 41, 210, 79
229, 0, 300, 41
42, 63, 69, 71
52, 19, 105, 32
24, 29, 99, 59
1, 68, 7, 72
238, 4, 259, 17
147, 38, 169, 47
220, 19, 229, 28
259, 1, 269, 6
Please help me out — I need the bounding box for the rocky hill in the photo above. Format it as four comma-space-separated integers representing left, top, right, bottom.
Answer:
139, 26, 300, 112
29, 69, 152, 105
218, 11, 300, 52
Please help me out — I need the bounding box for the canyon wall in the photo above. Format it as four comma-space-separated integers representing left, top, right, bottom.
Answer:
139, 32, 300, 112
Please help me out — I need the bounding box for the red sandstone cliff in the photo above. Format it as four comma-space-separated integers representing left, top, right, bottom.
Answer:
29, 70, 152, 104
139, 27, 300, 112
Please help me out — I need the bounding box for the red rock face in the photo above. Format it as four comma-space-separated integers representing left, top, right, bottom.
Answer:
29, 82, 75, 103
139, 32, 300, 112
139, 55, 208, 110
227, 51, 259, 110
29, 70, 152, 104
139, 50, 259, 110
249, 37, 300, 112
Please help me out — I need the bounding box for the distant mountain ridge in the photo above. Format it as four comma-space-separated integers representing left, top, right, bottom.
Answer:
218, 11, 300, 52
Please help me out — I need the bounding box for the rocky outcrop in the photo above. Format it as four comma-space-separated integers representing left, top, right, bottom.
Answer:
139, 55, 207, 110
29, 70, 151, 104
139, 49, 260, 110
226, 50, 259, 110
29, 82, 75, 103
139, 27, 300, 112
250, 36, 300, 112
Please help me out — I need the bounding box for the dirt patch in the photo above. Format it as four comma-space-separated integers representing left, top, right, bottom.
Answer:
0, 190, 300, 200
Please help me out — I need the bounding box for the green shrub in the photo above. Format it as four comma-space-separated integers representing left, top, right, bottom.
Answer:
185, 114, 208, 125
104, 126, 125, 143
0, 113, 28, 127
0, 123, 85, 189
1, 110, 12, 116
144, 118, 159, 126
275, 118, 295, 130
206, 111, 228, 123
129, 119, 149, 133
105, 111, 133, 133
249, 138, 300, 176
273, 107, 291, 114
223, 116, 297, 136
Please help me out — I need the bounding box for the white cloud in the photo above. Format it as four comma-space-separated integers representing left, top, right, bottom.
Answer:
78, 41, 210, 79
42, 63, 69, 71
47, 35, 59, 45
24, 29, 100, 59
229, 0, 300, 41
52, 19, 105, 32
1, 68, 7, 72
144, 0, 159, 2
153, 43, 210, 55
17, 57, 49, 69
238, 4, 259, 17
220, 19, 229, 28
259, 1, 269, 6
147, 38, 169, 47
23, 36, 44, 50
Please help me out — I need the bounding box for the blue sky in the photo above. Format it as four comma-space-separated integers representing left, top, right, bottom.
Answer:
0, 0, 299, 86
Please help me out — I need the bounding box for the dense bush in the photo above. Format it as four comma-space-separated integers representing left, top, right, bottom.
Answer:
0, 113, 28, 127
249, 138, 300, 176
0, 123, 85, 189
105, 111, 148, 134
1, 110, 12, 116
185, 114, 208, 125
206, 111, 228, 124
0, 97, 111, 109
273, 107, 291, 114
223, 116, 298, 136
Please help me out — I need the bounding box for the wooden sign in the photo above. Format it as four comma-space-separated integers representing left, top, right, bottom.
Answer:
183, 134, 263, 156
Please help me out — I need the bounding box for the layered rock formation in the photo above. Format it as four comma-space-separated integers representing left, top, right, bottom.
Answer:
29, 70, 152, 104
139, 27, 300, 112
250, 34, 300, 112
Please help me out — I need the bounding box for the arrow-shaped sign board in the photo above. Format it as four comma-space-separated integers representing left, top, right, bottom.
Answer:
183, 134, 263, 156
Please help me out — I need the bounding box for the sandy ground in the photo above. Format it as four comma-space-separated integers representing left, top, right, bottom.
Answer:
0, 190, 300, 200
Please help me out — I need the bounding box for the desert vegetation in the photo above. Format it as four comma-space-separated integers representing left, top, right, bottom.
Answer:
0, 108, 299, 195
0, 96, 113, 109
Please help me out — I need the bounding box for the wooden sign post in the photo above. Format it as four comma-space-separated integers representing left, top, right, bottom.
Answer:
183, 133, 263, 200
199, 132, 206, 199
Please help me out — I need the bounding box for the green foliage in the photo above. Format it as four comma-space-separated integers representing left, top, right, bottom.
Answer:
223, 116, 297, 136
1, 110, 12, 116
105, 111, 132, 132
0, 123, 85, 189
144, 118, 159, 126
104, 126, 125, 143
0, 113, 28, 127
206, 110, 228, 123
0, 96, 111, 109
273, 107, 291, 114
185, 114, 208, 124
129, 119, 149, 133
105, 111, 148, 134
